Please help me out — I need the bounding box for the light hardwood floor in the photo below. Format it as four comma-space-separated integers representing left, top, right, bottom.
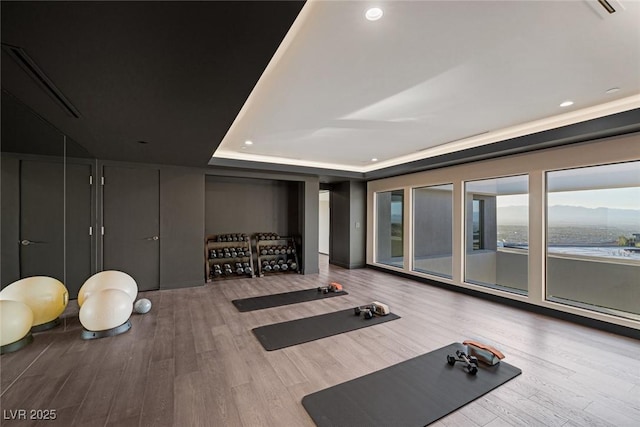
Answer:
2, 255, 639, 426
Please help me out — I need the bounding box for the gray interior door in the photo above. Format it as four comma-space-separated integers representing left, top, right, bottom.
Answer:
65, 162, 93, 298
19, 160, 93, 298
102, 165, 160, 291
20, 160, 65, 282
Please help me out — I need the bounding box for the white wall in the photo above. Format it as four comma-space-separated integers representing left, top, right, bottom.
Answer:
319, 190, 330, 254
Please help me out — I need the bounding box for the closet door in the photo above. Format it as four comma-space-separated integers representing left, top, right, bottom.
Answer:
65, 162, 93, 299
18, 160, 93, 298
102, 165, 160, 291
19, 160, 65, 282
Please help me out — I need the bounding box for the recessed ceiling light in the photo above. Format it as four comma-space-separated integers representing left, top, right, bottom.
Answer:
137, 140, 149, 144
244, 140, 253, 145
371, 158, 378, 162
559, 101, 574, 108
605, 87, 620, 94
365, 7, 383, 21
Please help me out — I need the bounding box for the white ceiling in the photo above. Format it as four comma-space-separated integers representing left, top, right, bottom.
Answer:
213, 0, 640, 173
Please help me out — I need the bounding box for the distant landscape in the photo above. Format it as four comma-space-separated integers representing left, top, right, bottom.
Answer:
497, 224, 639, 246
498, 205, 640, 245
393, 205, 639, 246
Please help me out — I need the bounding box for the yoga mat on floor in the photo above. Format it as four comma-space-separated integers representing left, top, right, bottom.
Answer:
252, 308, 401, 351
302, 342, 522, 427
232, 288, 348, 312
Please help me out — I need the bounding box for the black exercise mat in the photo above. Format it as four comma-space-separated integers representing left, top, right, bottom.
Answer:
252, 308, 401, 351
302, 342, 522, 427
232, 288, 348, 312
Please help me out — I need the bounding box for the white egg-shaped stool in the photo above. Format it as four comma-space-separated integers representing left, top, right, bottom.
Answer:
79, 288, 133, 340
0, 300, 34, 354
0, 276, 68, 331
78, 270, 137, 307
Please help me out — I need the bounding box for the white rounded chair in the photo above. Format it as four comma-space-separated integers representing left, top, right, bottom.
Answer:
77, 271, 137, 340
0, 300, 35, 354
0, 276, 69, 332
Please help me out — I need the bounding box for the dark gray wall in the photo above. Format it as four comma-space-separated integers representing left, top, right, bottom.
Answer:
204, 173, 319, 275
205, 175, 298, 237
1, 156, 20, 286
302, 180, 320, 274
329, 181, 366, 269
330, 182, 350, 266
349, 181, 366, 268
160, 168, 205, 289
2, 155, 322, 291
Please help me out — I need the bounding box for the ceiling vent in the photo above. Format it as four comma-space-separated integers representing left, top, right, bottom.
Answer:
598, 0, 617, 13
585, 0, 625, 18
1, 43, 81, 118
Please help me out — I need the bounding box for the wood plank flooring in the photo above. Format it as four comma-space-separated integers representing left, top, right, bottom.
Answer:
1, 255, 639, 426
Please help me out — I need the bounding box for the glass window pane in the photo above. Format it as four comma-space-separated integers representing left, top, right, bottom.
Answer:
413, 184, 453, 278
465, 175, 529, 294
376, 190, 404, 267
546, 161, 640, 319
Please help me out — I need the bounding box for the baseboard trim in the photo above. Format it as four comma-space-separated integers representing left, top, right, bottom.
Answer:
330, 259, 366, 269
160, 279, 205, 290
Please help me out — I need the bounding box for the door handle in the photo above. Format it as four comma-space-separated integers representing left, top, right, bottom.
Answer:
144, 236, 159, 241
20, 239, 45, 246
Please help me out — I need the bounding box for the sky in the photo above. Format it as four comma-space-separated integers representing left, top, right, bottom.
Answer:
498, 188, 640, 210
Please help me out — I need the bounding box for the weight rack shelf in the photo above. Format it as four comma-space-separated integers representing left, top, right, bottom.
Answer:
255, 236, 300, 277
205, 234, 255, 282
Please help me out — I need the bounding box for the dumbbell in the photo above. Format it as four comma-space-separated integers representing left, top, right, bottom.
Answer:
280, 264, 288, 271
209, 250, 217, 259
268, 247, 275, 255
354, 305, 375, 319
274, 247, 280, 255
446, 350, 479, 375
277, 259, 285, 265
272, 264, 280, 272
270, 260, 277, 266
263, 264, 272, 272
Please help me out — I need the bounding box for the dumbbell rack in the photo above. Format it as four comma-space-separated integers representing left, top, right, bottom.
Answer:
255, 236, 300, 277
205, 234, 255, 282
